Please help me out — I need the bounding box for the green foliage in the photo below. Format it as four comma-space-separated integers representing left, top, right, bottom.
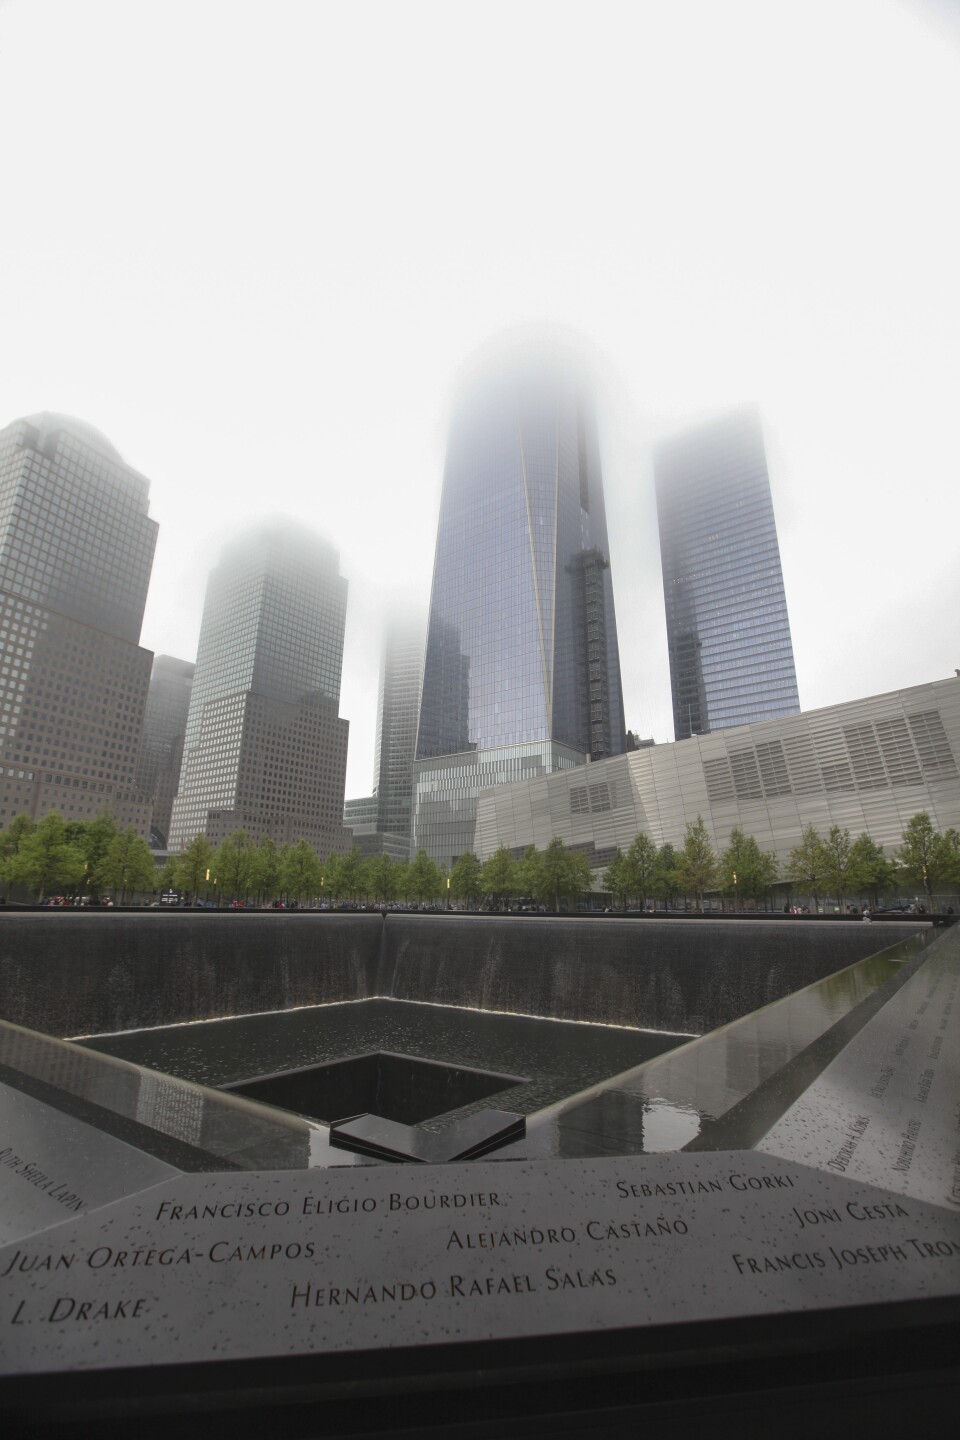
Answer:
897, 812, 956, 908
407, 848, 443, 902
366, 853, 401, 904
281, 840, 323, 903
0, 814, 34, 864
625, 832, 659, 908
450, 851, 483, 906
652, 842, 678, 906
3, 812, 86, 900
252, 836, 283, 904
514, 845, 541, 899
481, 846, 516, 907
847, 834, 897, 904
787, 825, 828, 906
818, 826, 857, 908
97, 828, 156, 903
336, 847, 366, 901
211, 831, 256, 903
603, 848, 631, 909
321, 853, 342, 900
158, 858, 179, 893
943, 829, 960, 891
675, 817, 718, 911
531, 837, 590, 912
719, 827, 778, 908
173, 835, 214, 899
78, 810, 120, 898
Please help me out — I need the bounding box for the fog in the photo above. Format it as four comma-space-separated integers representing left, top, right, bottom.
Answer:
1, 0, 957, 798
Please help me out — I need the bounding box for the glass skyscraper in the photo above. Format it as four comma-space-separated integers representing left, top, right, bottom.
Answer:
654, 407, 800, 740
169, 527, 350, 853
135, 654, 195, 848
0, 413, 158, 833
373, 613, 424, 845
413, 350, 626, 865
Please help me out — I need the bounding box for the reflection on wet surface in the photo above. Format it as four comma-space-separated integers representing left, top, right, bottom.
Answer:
78, 999, 689, 1122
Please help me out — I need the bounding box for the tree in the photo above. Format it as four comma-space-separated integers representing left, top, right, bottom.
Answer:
337, 847, 366, 901
212, 830, 256, 904
281, 840, 323, 904
675, 817, 718, 912
533, 838, 590, 913
78, 810, 120, 899
787, 825, 828, 911
481, 846, 516, 910
652, 842, 678, 908
252, 836, 283, 905
321, 852, 343, 902
0, 814, 34, 865
97, 828, 156, 904
449, 851, 483, 908
407, 848, 442, 904
817, 826, 857, 911
603, 848, 631, 910
158, 858, 179, 894
943, 829, 960, 891
366, 853, 400, 905
625, 832, 658, 909
3, 812, 86, 901
173, 835, 214, 902
898, 812, 951, 911
719, 827, 778, 910
514, 845, 541, 900
849, 834, 898, 906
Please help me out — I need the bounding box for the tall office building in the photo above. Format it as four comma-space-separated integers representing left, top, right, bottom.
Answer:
374, 613, 424, 844
0, 414, 158, 832
413, 349, 626, 865
169, 527, 350, 853
135, 654, 195, 848
343, 614, 423, 859
654, 408, 800, 741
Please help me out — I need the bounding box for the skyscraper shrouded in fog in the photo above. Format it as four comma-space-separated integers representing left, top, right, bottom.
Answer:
0, 414, 158, 832
169, 526, 350, 854
136, 654, 195, 848
374, 612, 424, 844
654, 408, 800, 741
413, 346, 627, 865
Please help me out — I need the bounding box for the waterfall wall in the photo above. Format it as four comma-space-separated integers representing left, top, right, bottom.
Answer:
0, 912, 925, 1039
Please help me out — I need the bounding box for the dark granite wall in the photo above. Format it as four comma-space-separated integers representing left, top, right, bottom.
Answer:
0, 914, 383, 1037
0, 912, 925, 1040
379, 916, 925, 1033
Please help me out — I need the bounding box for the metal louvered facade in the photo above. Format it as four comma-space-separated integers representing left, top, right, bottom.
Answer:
475, 676, 960, 869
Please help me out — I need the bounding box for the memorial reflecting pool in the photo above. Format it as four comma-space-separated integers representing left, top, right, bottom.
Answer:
77, 999, 691, 1123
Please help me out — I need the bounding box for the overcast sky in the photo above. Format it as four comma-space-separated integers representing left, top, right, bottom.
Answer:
1, 0, 958, 799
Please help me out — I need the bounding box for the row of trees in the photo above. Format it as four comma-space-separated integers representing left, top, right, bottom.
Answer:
165, 833, 594, 911
0, 811, 156, 902
787, 813, 960, 912
3, 808, 957, 912
161, 834, 457, 907
601, 813, 960, 912
0, 813, 596, 911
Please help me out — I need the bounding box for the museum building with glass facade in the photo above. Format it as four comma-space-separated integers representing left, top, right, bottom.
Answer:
655, 408, 800, 740
413, 352, 627, 866
474, 675, 960, 873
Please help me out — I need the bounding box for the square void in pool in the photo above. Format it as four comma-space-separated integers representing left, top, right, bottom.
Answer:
221, 1050, 526, 1126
